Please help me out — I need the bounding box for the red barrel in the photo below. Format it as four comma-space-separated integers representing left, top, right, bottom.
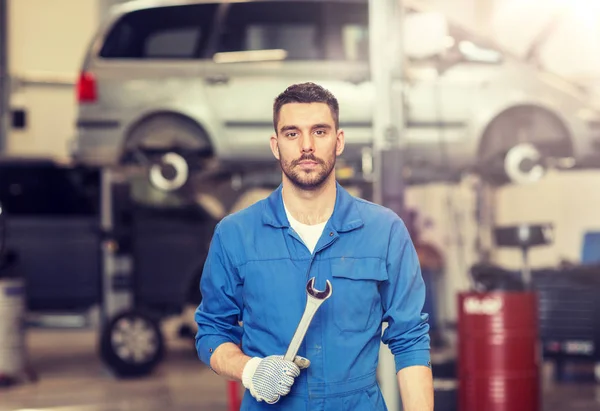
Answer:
458, 291, 540, 411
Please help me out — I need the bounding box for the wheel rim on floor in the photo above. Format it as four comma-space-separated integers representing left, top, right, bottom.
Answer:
110, 316, 159, 364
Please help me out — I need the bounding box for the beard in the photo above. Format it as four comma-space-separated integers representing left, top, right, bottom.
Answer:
280, 150, 336, 191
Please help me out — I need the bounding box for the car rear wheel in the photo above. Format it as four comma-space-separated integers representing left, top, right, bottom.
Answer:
478, 106, 572, 185
124, 115, 213, 192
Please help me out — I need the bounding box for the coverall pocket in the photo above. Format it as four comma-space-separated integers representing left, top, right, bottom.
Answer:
240, 390, 307, 410
341, 385, 387, 411
330, 258, 387, 333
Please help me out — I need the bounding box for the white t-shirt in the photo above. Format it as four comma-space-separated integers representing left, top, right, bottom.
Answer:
284, 204, 327, 254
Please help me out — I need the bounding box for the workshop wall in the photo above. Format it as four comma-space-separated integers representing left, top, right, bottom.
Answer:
7, 0, 100, 160
495, 170, 600, 268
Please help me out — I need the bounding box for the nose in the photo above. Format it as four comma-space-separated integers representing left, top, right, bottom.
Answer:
300, 135, 315, 153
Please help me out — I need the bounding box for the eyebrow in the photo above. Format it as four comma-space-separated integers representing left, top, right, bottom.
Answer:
280, 125, 299, 133
279, 124, 333, 133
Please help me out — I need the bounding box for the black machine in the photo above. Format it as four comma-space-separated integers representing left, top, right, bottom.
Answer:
0, 158, 218, 377
471, 223, 600, 381
470, 223, 553, 292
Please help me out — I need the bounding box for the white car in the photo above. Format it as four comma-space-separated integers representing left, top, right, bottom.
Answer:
72, 0, 600, 188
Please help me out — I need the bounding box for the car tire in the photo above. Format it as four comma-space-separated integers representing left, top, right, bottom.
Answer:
478, 106, 572, 185
99, 310, 165, 378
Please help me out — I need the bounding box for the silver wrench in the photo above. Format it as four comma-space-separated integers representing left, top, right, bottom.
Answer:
284, 277, 333, 362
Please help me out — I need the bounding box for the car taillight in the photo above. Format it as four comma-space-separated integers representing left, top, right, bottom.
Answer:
77, 71, 97, 103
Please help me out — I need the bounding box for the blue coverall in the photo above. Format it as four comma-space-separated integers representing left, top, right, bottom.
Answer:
195, 183, 431, 410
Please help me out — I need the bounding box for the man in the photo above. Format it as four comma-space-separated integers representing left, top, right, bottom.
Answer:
195, 82, 433, 410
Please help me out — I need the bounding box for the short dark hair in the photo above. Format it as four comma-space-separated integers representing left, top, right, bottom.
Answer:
273, 82, 340, 132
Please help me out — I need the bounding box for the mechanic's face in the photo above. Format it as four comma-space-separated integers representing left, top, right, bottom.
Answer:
271, 103, 344, 191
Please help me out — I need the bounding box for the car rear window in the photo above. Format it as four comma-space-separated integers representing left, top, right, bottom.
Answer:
99, 4, 218, 59
99, 1, 370, 61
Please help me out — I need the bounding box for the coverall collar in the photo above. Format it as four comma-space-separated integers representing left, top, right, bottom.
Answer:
262, 182, 364, 233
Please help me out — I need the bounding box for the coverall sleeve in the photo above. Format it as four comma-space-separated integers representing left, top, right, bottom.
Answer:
194, 222, 244, 367
380, 218, 431, 373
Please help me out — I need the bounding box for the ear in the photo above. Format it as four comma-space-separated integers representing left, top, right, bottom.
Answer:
336, 129, 346, 156
270, 134, 280, 160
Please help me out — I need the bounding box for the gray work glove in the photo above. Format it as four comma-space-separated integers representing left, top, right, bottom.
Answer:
242, 355, 310, 404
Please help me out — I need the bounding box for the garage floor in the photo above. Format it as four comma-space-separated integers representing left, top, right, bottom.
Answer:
0, 324, 230, 411
1, 324, 600, 411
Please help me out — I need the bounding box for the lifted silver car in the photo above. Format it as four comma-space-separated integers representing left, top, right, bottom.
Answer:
71, 0, 600, 189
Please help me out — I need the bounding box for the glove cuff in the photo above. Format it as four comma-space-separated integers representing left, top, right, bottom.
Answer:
241, 357, 262, 390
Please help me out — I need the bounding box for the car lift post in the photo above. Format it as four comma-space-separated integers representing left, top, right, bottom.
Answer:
370, 0, 407, 409
100, 167, 134, 326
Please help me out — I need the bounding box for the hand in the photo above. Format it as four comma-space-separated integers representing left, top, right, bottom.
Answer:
242, 355, 310, 404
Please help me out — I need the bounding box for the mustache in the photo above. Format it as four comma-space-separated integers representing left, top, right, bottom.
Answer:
291, 154, 324, 166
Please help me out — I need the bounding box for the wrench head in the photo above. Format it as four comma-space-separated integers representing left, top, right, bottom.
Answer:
306, 277, 332, 300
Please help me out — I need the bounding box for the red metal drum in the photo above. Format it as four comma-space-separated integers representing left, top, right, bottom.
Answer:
458, 291, 540, 411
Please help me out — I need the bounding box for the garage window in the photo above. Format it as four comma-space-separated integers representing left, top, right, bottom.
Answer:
99, 4, 218, 59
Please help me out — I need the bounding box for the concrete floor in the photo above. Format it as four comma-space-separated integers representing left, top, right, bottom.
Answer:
0, 325, 230, 411
1, 324, 600, 411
